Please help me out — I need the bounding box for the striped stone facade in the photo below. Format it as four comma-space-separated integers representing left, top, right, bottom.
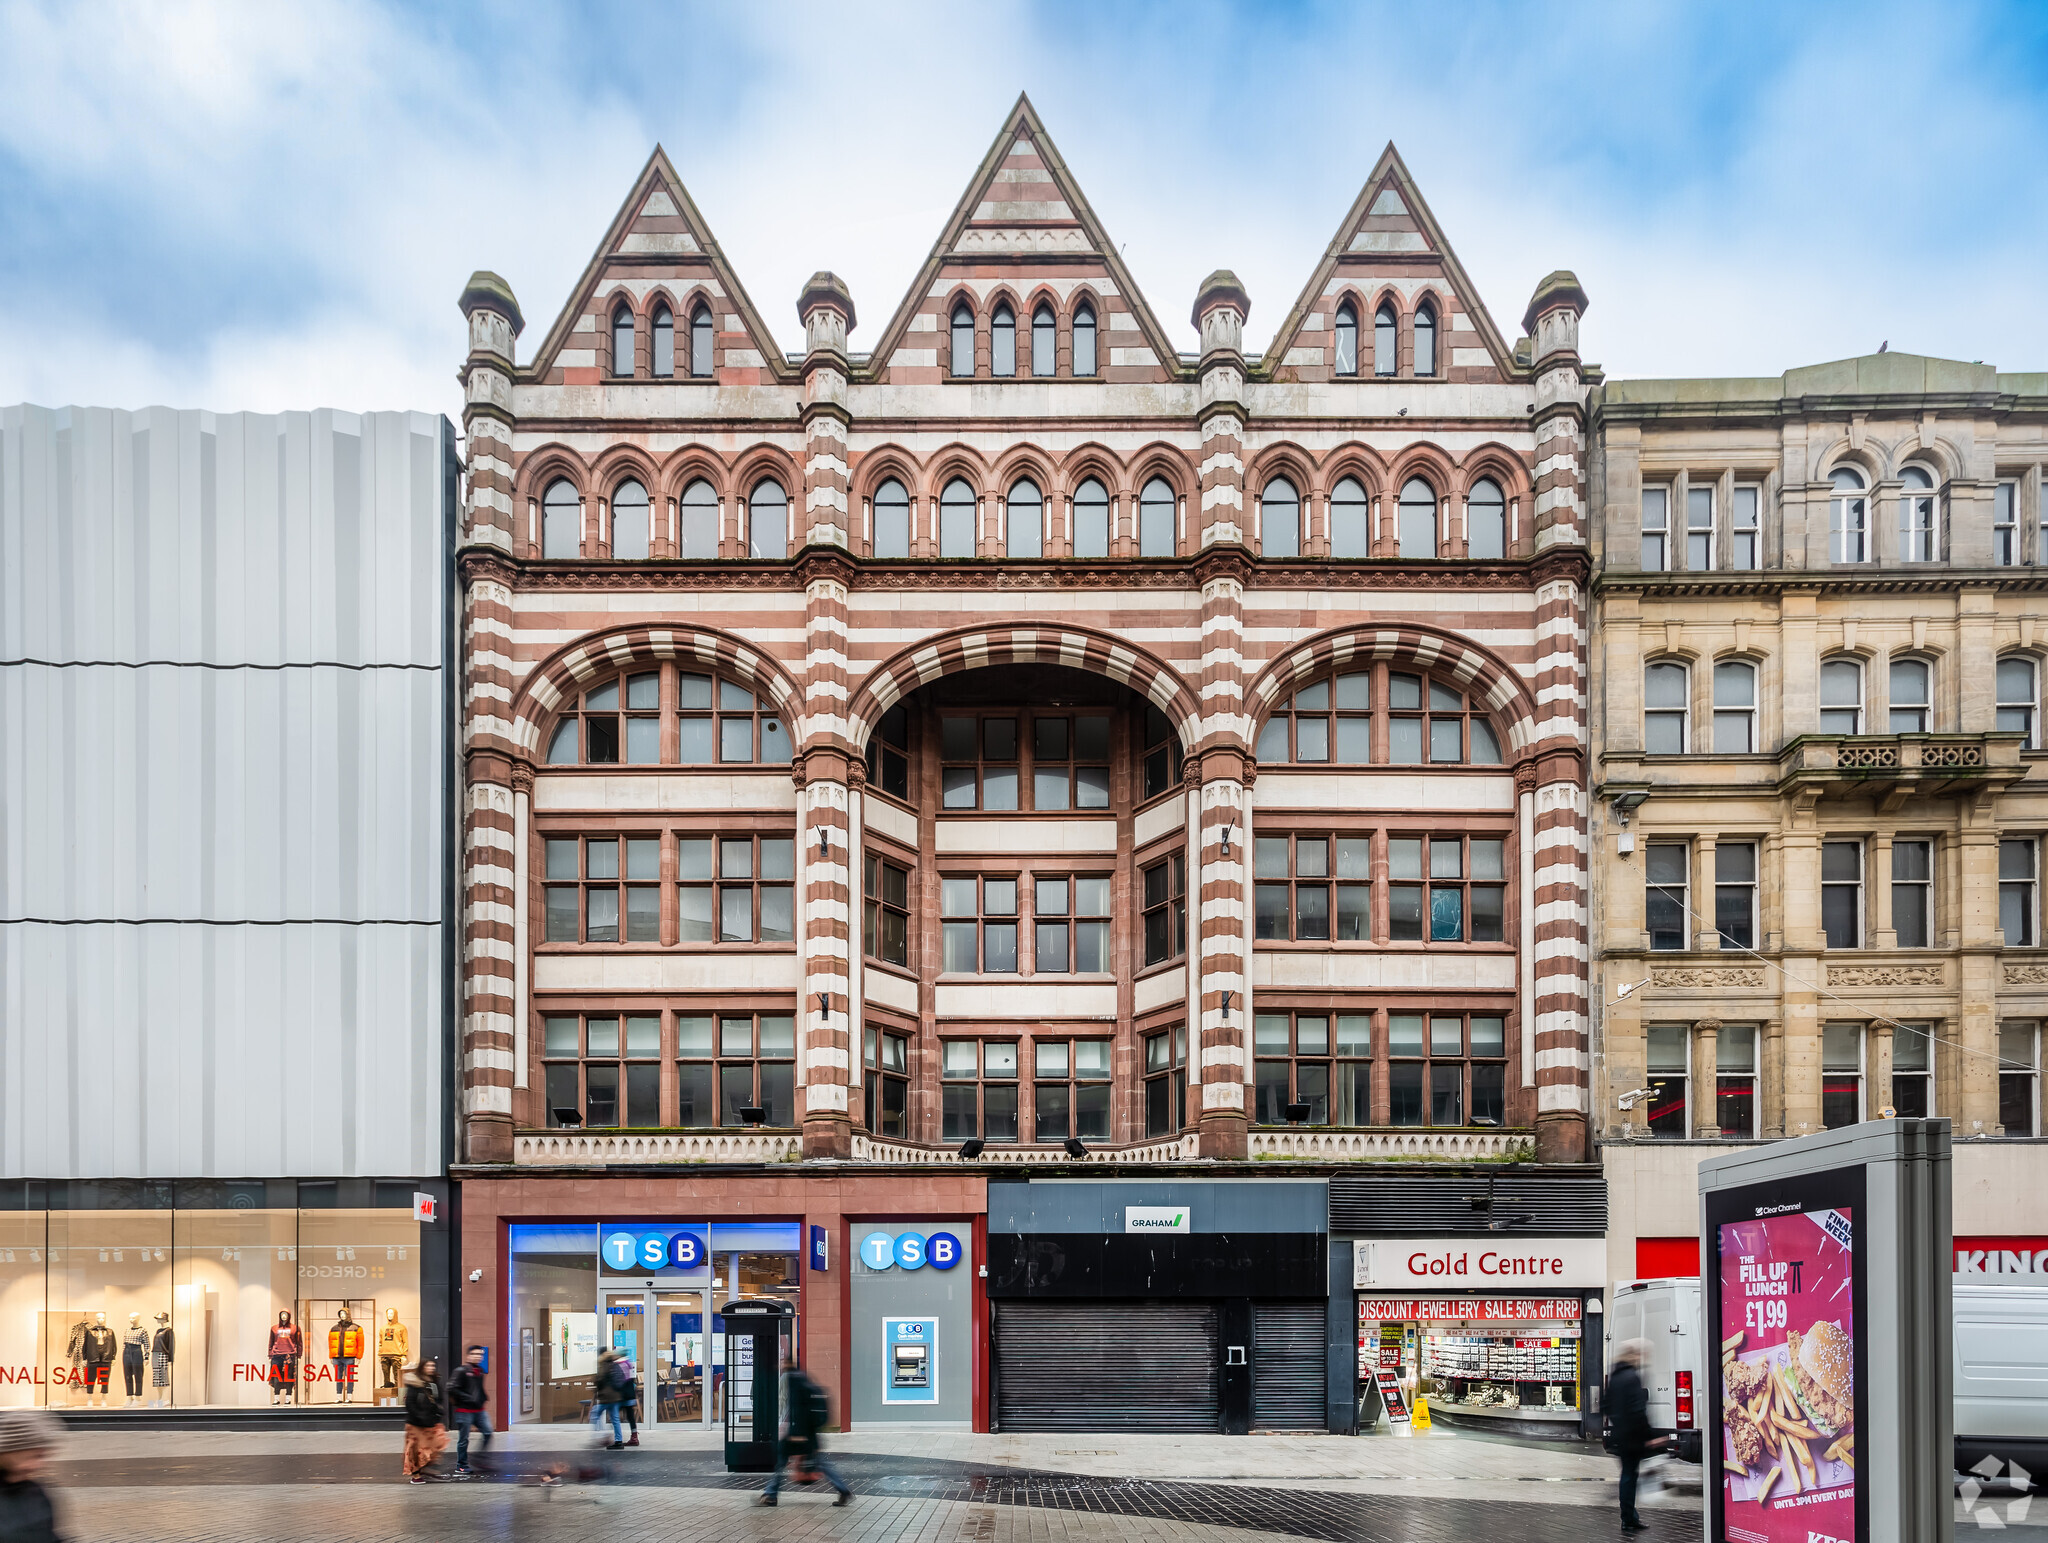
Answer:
456, 96, 1593, 1167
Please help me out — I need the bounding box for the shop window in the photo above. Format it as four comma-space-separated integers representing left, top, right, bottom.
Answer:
1033, 874, 1111, 973
940, 1038, 1018, 1142
872, 476, 910, 559
1717, 1024, 1757, 1136
1645, 1023, 1689, 1138
1033, 1038, 1111, 1143
866, 704, 910, 800
675, 669, 788, 765
1141, 704, 1182, 798
1712, 661, 1757, 752
940, 874, 1017, 974
1822, 840, 1863, 948
544, 835, 661, 944
1893, 839, 1933, 947
1387, 1012, 1504, 1127
1714, 842, 1757, 950
1641, 486, 1669, 571
1732, 484, 1761, 570
675, 833, 794, 945
1073, 476, 1110, 558
1144, 1026, 1188, 1136
862, 853, 910, 967
1256, 665, 1501, 766
1252, 1012, 1370, 1126
1387, 834, 1505, 943
1142, 852, 1186, 966
864, 1027, 908, 1138
2001, 838, 2038, 945
712, 1013, 796, 1127
1821, 1022, 1864, 1128
547, 671, 661, 766
1892, 1022, 1933, 1119
1645, 840, 1688, 951
542, 1013, 660, 1128
2000, 1023, 2039, 1137
1888, 657, 1931, 734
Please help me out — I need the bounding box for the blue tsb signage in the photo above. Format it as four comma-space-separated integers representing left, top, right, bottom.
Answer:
859, 1229, 962, 1272
600, 1228, 707, 1273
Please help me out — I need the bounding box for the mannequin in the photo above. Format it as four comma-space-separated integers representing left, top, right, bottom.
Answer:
122, 1312, 149, 1406
82, 1312, 115, 1407
64, 1317, 90, 1404
149, 1312, 175, 1408
268, 1311, 303, 1406
376, 1308, 408, 1407
329, 1309, 363, 1403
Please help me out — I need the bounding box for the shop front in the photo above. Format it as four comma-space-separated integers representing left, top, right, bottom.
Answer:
1353, 1280, 1596, 1439
0, 1179, 450, 1414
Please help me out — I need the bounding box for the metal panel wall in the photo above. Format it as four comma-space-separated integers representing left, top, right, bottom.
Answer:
0, 405, 451, 1179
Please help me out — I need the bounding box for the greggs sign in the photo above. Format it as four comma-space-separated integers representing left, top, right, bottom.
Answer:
1352, 1236, 1604, 1291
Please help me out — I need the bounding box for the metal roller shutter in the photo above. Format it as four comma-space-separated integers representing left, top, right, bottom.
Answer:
994, 1302, 1219, 1432
1253, 1301, 1327, 1430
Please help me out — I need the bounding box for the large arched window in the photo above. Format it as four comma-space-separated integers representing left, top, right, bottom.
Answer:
1713, 660, 1758, 752
1073, 477, 1109, 559
1900, 464, 1938, 562
1374, 302, 1398, 377
1139, 477, 1176, 558
1255, 662, 1503, 766
1333, 301, 1359, 377
1032, 303, 1056, 377
991, 302, 1016, 377
1330, 476, 1369, 558
678, 478, 718, 560
651, 303, 674, 378
872, 477, 910, 559
1829, 467, 1868, 563
747, 480, 788, 561
1006, 478, 1042, 558
1999, 656, 2040, 747
1644, 661, 1689, 753
1397, 477, 1437, 559
612, 303, 635, 377
542, 478, 581, 560
546, 671, 662, 767
675, 668, 789, 766
1262, 476, 1300, 559
1467, 478, 1505, 560
1414, 302, 1437, 378
950, 301, 975, 377
610, 478, 650, 561
1819, 657, 1864, 734
690, 304, 714, 378
1072, 302, 1097, 377
939, 477, 976, 559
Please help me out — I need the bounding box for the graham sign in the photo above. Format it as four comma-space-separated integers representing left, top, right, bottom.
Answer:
1351, 1236, 1604, 1290
1123, 1206, 1190, 1233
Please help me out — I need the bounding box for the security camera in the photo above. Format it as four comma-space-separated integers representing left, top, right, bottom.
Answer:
467, 1268, 484, 1283
1615, 1087, 1656, 1111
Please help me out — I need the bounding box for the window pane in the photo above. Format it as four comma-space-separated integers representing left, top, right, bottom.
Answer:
1715, 1075, 1754, 1136
1646, 1022, 1689, 1073
758, 886, 793, 944
941, 920, 977, 972
719, 718, 753, 762
1717, 1024, 1756, 1072
1035, 1041, 1069, 1078
676, 885, 713, 942
545, 886, 579, 942
718, 887, 752, 942
1034, 767, 1070, 810
1470, 887, 1504, 942
1255, 883, 1290, 939
1822, 1022, 1862, 1071
675, 716, 714, 764
1254, 1015, 1290, 1056
1035, 922, 1068, 972
984, 879, 1017, 915
1295, 716, 1329, 762
1646, 843, 1688, 885
1334, 1015, 1371, 1057
1336, 884, 1370, 941
1034, 1084, 1069, 1143
1254, 1061, 1291, 1125
1296, 885, 1330, 939
1388, 1014, 1424, 1056
983, 766, 1018, 810
942, 1085, 978, 1141
2000, 839, 2035, 882
1429, 887, 1463, 941
674, 1062, 714, 1126
1822, 886, 1858, 949
1468, 839, 1504, 881
543, 1015, 579, 1055
2001, 1074, 2036, 1137
1428, 717, 1462, 762
1389, 885, 1422, 940
1430, 1065, 1463, 1126
585, 1065, 620, 1128
544, 1064, 579, 1125
1071, 916, 1105, 970
1295, 1017, 1328, 1055
1389, 1063, 1424, 1125
625, 886, 660, 941
983, 922, 1018, 973
625, 1064, 661, 1127
1075, 1083, 1110, 1139
1388, 717, 1423, 763
1469, 720, 1502, 764
1430, 1016, 1463, 1056
1647, 1075, 1688, 1137
1998, 1025, 2035, 1071
1470, 1063, 1504, 1125
1893, 1022, 1931, 1073
586, 889, 619, 943
985, 1084, 1019, 1142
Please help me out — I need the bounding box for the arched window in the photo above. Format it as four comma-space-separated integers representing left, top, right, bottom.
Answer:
1819, 657, 1864, 734
872, 477, 910, 559
1256, 663, 1502, 766
939, 478, 976, 559
1261, 476, 1300, 559
950, 301, 975, 377
1900, 464, 1937, 562
1467, 477, 1505, 560
1713, 660, 1757, 752
678, 479, 718, 560
1333, 301, 1359, 377
1072, 302, 1097, 377
1139, 477, 1176, 558
1889, 656, 1931, 733
651, 303, 674, 378
1032, 303, 1055, 377
1414, 302, 1438, 377
675, 668, 789, 766
1644, 661, 1689, 753
690, 304, 714, 378
1073, 477, 1109, 559
1006, 478, 1042, 559
1998, 656, 2039, 747
1374, 302, 1398, 377
1829, 467, 1868, 563
991, 302, 1016, 377
1397, 477, 1437, 559
1330, 477, 1369, 558
610, 478, 649, 561
747, 481, 787, 561
542, 478, 581, 560
612, 303, 635, 377
546, 671, 661, 767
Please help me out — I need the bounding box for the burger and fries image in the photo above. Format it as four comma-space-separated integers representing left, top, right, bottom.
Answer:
1721, 1319, 1854, 1503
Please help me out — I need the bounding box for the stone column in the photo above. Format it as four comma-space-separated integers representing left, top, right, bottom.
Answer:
458, 272, 523, 556
1867, 1020, 1894, 1120
1695, 835, 1720, 951
1870, 833, 1897, 949
796, 554, 856, 1158
1195, 741, 1251, 1158
1192, 271, 1250, 550
461, 754, 519, 1162
1762, 1018, 1787, 1137
1692, 1018, 1721, 1137
797, 273, 854, 553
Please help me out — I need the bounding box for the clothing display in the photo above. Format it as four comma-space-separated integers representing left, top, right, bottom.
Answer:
122, 1325, 149, 1397
269, 1316, 303, 1404
329, 1320, 364, 1360
151, 1322, 174, 1390
65, 1320, 88, 1366
378, 1313, 408, 1402
81, 1322, 115, 1398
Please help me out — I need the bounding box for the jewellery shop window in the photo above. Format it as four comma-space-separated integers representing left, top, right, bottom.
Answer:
1356, 1302, 1581, 1422
3, 1206, 422, 1412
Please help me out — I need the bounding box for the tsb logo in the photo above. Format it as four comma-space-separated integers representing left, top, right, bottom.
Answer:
859, 1229, 963, 1272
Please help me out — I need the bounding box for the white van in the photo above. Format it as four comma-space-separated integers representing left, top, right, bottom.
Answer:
1608, 1278, 1705, 1461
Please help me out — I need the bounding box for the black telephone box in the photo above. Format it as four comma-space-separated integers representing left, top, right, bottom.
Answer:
721, 1298, 793, 1472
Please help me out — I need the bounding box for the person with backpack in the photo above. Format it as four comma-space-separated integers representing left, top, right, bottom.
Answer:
759, 1349, 850, 1507
402, 1358, 448, 1483
447, 1345, 493, 1477
590, 1348, 627, 1450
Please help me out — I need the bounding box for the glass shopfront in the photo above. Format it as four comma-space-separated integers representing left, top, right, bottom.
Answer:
1357, 1295, 1584, 1429
507, 1221, 802, 1427
0, 1182, 440, 1412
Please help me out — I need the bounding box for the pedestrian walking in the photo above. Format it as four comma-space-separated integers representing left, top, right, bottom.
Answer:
402, 1357, 449, 1484
0, 1408, 65, 1543
618, 1352, 641, 1447
1603, 1340, 1664, 1533
447, 1345, 494, 1477
759, 1349, 851, 1507
590, 1348, 627, 1450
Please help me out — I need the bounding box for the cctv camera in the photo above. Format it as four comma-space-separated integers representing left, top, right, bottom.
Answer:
467, 1268, 483, 1283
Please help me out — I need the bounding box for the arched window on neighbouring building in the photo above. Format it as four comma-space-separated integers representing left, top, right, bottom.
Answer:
1333, 301, 1359, 377
1818, 657, 1864, 734
1330, 476, 1368, 558
950, 301, 975, 377
1467, 477, 1505, 560
748, 481, 788, 561
1645, 661, 1689, 753
1073, 477, 1109, 559
1900, 464, 1938, 562
873, 477, 910, 559
610, 478, 650, 561
1397, 477, 1436, 559
1261, 477, 1300, 559
542, 478, 581, 560
651, 303, 674, 378
1713, 660, 1757, 752
1139, 477, 1176, 558
1032, 304, 1056, 377
1072, 302, 1097, 377
991, 302, 1016, 377
1829, 467, 1868, 563
1414, 302, 1437, 377
1006, 478, 1042, 558
1998, 656, 2038, 747
939, 478, 976, 559
690, 304, 714, 377
678, 479, 718, 560
612, 304, 635, 376
1374, 302, 1398, 377
1889, 656, 1931, 733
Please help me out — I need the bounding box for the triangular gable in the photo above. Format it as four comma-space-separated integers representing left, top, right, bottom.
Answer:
1261, 143, 1519, 384
862, 94, 1181, 384
522, 147, 793, 386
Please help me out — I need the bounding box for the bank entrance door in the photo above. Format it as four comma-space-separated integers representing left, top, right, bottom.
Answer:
600, 1287, 712, 1427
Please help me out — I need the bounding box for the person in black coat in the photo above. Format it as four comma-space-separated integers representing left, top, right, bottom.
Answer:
759, 1350, 851, 1507
0, 1409, 64, 1543
1604, 1340, 1663, 1533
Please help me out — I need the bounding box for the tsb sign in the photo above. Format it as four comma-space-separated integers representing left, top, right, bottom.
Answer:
859, 1230, 963, 1272
600, 1229, 707, 1273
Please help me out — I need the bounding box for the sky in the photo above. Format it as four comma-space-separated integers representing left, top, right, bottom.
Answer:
2, 0, 2046, 421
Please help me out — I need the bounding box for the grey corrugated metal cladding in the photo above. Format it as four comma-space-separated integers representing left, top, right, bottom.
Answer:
1328, 1171, 1608, 1235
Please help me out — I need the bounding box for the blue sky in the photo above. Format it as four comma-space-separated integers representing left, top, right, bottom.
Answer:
2, 0, 2045, 418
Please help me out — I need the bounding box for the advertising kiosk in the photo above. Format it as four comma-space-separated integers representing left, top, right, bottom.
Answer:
722, 1298, 792, 1473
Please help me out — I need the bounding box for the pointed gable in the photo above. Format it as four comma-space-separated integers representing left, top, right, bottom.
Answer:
864, 95, 1181, 385
1263, 144, 1517, 386
522, 148, 792, 388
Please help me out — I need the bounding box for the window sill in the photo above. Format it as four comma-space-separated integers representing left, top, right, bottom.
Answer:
1252, 940, 1516, 952
533, 942, 799, 954
933, 807, 1117, 820
1253, 762, 1510, 774
1134, 956, 1188, 982
539, 762, 796, 773
934, 972, 1116, 985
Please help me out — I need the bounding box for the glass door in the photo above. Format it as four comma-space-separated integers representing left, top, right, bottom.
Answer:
653, 1291, 706, 1426
601, 1289, 645, 1424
